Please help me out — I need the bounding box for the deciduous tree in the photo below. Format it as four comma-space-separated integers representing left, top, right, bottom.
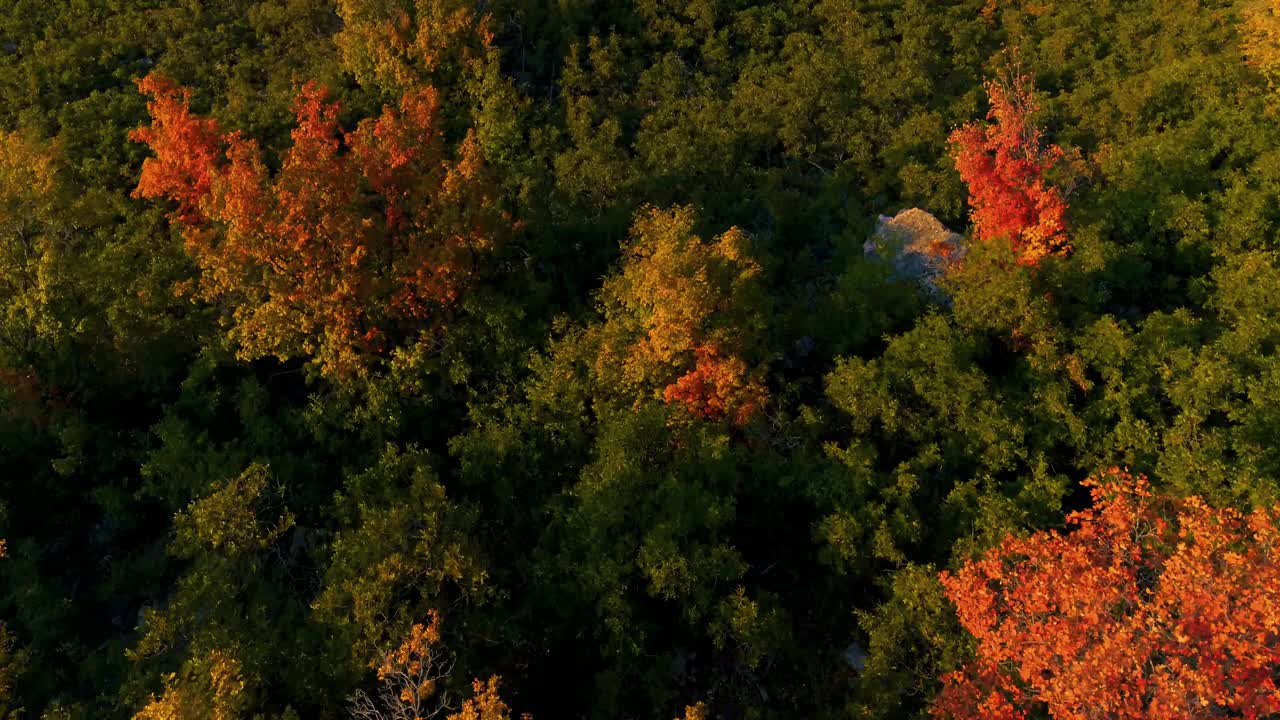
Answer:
1243, 1, 1280, 86
594, 206, 769, 426
949, 65, 1069, 266
133, 650, 249, 720
132, 73, 501, 377
349, 612, 526, 720
446, 677, 526, 720
934, 469, 1280, 720
349, 611, 453, 720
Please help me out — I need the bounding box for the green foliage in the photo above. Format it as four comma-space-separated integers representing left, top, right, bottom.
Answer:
315, 444, 487, 674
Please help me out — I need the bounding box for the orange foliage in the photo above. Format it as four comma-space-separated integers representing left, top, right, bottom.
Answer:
131, 74, 500, 376
133, 649, 248, 720
353, 612, 529, 720
130, 75, 223, 226
372, 610, 451, 716
446, 676, 530, 720
933, 469, 1280, 720
662, 345, 766, 427
673, 702, 709, 720
949, 68, 1069, 266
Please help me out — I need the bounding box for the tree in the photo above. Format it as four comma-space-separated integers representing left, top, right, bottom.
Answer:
0, 130, 101, 383
315, 446, 486, 673
673, 703, 708, 720
349, 611, 454, 720
334, 0, 494, 98
949, 64, 1069, 266
128, 465, 295, 717
131, 73, 502, 377
446, 677, 526, 720
593, 205, 769, 426
349, 613, 526, 720
933, 469, 1280, 720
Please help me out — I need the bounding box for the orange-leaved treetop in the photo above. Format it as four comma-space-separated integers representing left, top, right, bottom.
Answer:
350, 610, 528, 720
933, 469, 1280, 720
131, 73, 501, 377
949, 69, 1069, 266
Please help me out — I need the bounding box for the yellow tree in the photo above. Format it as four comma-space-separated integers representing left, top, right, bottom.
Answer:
593, 206, 770, 426
673, 702, 708, 720
334, 0, 494, 97
0, 131, 78, 368
1243, 1, 1280, 86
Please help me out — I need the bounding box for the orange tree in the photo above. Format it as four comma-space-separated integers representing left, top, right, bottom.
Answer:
933, 469, 1280, 720
131, 73, 502, 378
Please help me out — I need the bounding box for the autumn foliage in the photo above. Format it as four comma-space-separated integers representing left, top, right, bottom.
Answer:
351, 611, 527, 720
597, 206, 768, 426
1243, 1, 1280, 86
448, 677, 528, 720
133, 650, 248, 720
949, 70, 1069, 266
934, 469, 1280, 720
131, 73, 500, 376
350, 610, 453, 719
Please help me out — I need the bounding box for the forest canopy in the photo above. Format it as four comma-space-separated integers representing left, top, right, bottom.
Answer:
3, 0, 1280, 718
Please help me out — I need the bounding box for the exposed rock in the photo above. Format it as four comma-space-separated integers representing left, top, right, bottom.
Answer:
864, 208, 964, 298
843, 640, 867, 673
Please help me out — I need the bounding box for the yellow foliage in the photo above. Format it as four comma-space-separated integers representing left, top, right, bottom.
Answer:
133, 650, 248, 720
1243, 1, 1280, 86
595, 206, 769, 425
0, 131, 76, 354
335, 0, 494, 95
175, 465, 294, 555
674, 702, 709, 720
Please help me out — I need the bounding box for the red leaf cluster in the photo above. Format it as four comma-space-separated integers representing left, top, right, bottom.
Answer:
662, 344, 766, 427
934, 469, 1280, 720
949, 73, 1069, 266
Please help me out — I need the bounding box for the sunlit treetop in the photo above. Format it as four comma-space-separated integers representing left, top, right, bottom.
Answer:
934, 468, 1280, 720
949, 64, 1070, 266
594, 205, 770, 426
351, 611, 528, 720
1243, 1, 1280, 87
132, 649, 249, 720
131, 73, 502, 378
335, 0, 496, 96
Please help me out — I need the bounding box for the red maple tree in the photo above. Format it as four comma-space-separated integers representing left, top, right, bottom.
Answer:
131, 73, 500, 376
933, 469, 1280, 720
949, 69, 1069, 266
